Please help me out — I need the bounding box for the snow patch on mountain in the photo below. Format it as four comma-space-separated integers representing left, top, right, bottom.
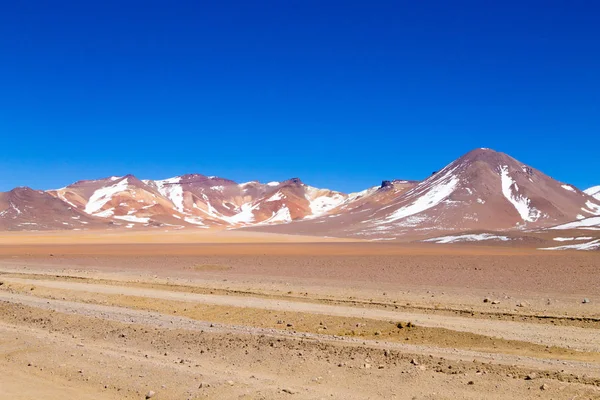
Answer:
385, 165, 459, 223
499, 166, 541, 222
584, 185, 600, 200
424, 233, 510, 244
582, 201, 600, 215
550, 216, 600, 230
266, 192, 284, 202
261, 206, 292, 224
154, 177, 184, 213
85, 178, 130, 215
553, 236, 593, 241
303, 186, 346, 218
561, 184, 576, 192
113, 215, 149, 223
540, 239, 600, 251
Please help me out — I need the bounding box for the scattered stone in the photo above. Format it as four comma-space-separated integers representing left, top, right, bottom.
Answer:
199, 382, 210, 388
383, 349, 390, 357
467, 381, 474, 385
286, 323, 293, 327
226, 380, 234, 386
374, 331, 381, 336
378, 365, 385, 369
282, 388, 296, 394
145, 391, 155, 399
363, 363, 371, 369
525, 373, 537, 380
540, 384, 549, 390
582, 298, 590, 304
410, 359, 419, 366
491, 300, 500, 305
483, 298, 490, 303
418, 365, 427, 371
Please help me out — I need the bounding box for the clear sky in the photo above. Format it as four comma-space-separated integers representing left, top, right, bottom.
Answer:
1, 1, 598, 193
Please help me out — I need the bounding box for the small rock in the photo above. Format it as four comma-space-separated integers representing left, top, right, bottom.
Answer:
467, 381, 474, 385
145, 391, 155, 399
540, 383, 549, 390
491, 300, 500, 305
199, 382, 210, 388
286, 323, 293, 327
226, 380, 234, 386
525, 373, 537, 380
410, 359, 419, 366
282, 388, 296, 394
483, 298, 490, 303
363, 363, 371, 369
582, 298, 590, 304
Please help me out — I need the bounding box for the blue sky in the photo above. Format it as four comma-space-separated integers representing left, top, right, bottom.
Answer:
1, 1, 598, 193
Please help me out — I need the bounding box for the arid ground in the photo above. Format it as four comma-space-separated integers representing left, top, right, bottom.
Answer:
0, 231, 599, 399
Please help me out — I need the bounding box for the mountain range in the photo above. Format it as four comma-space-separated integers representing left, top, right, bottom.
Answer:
2, 148, 599, 240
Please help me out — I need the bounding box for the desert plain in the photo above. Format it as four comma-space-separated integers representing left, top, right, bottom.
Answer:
0, 230, 599, 399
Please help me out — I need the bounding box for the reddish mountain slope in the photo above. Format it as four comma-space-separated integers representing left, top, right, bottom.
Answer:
0, 187, 101, 230
249, 149, 600, 239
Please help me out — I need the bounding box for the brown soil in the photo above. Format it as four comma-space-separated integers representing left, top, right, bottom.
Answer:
1, 232, 599, 399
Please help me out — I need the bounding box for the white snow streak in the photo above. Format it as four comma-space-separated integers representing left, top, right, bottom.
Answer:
584, 185, 600, 200
154, 177, 185, 213
266, 192, 284, 202
553, 237, 593, 242
113, 215, 149, 223
499, 166, 541, 222
385, 165, 459, 223
424, 233, 510, 244
85, 178, 130, 215
550, 216, 600, 230
540, 239, 600, 251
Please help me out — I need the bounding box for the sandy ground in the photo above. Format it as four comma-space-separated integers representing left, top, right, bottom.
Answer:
0, 231, 599, 399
